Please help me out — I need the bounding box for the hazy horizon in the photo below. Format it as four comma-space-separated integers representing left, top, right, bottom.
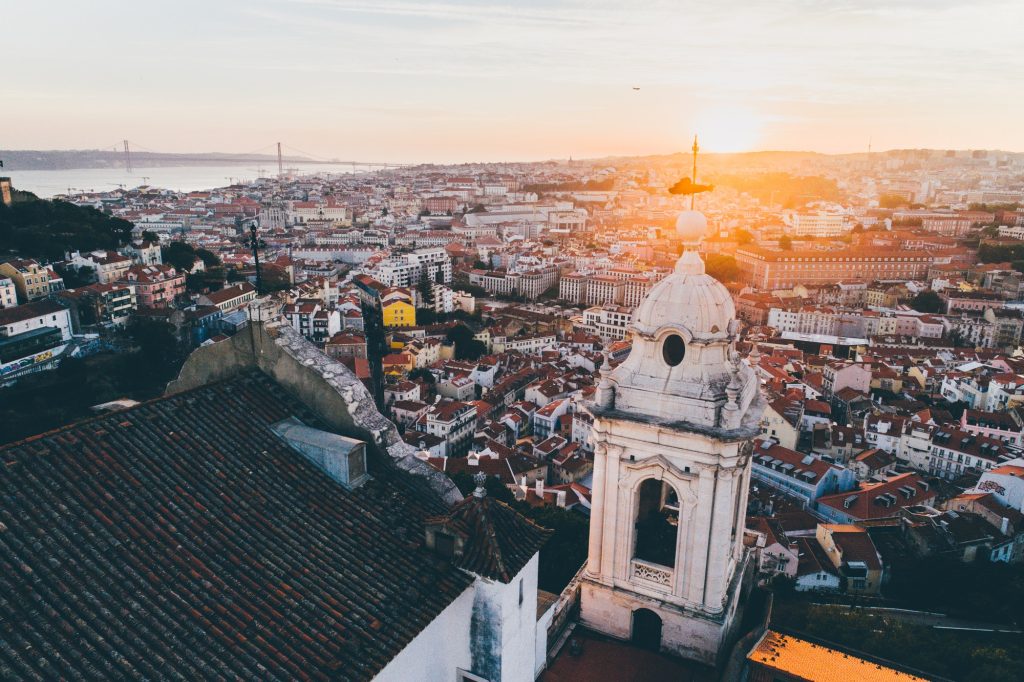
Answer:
6, 0, 1024, 163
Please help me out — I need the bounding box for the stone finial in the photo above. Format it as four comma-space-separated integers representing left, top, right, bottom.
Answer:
595, 351, 615, 409
472, 472, 487, 498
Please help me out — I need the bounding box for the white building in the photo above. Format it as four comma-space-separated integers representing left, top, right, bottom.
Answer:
0, 277, 16, 309
579, 210, 766, 665
0, 300, 74, 341
582, 305, 633, 341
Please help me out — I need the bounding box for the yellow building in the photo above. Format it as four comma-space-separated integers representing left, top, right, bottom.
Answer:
382, 299, 415, 327
815, 524, 883, 595
0, 258, 51, 302
381, 287, 416, 328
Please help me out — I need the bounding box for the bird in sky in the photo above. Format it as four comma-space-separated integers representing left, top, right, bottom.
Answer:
632, 87, 640, 91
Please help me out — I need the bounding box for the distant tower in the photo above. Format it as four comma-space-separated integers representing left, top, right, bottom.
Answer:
123, 140, 133, 174
277, 142, 284, 178
581, 204, 765, 665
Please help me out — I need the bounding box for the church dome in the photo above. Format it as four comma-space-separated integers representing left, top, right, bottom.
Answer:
632, 266, 735, 341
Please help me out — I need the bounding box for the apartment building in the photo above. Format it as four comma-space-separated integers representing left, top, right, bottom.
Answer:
582, 305, 633, 341
735, 246, 932, 289
119, 264, 185, 308
0, 259, 51, 302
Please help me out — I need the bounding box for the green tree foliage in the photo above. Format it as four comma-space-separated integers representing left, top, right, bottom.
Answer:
0, 197, 133, 261
879, 193, 911, 209
704, 254, 740, 282
408, 368, 436, 384
446, 324, 487, 360
910, 290, 943, 313
260, 265, 292, 293
772, 600, 1024, 681
733, 228, 754, 245
196, 248, 221, 267
979, 242, 1024, 264
709, 173, 843, 208
161, 241, 200, 272
141, 230, 160, 243
57, 264, 95, 288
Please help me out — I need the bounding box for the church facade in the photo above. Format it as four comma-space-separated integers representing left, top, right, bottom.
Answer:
580, 209, 766, 665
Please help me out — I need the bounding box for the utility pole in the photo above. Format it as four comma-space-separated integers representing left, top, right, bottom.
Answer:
277, 142, 284, 178
123, 140, 133, 174
246, 223, 267, 294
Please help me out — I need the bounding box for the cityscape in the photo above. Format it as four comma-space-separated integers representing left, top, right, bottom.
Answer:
4, 1, 1024, 681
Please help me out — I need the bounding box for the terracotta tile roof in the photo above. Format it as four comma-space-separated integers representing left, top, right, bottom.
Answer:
0, 371, 473, 680
426, 486, 551, 583
747, 630, 928, 681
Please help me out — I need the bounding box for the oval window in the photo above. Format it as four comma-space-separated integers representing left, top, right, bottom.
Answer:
662, 334, 686, 366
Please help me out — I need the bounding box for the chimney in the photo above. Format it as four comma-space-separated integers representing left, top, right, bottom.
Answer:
1002, 516, 1010, 535
535, 478, 544, 496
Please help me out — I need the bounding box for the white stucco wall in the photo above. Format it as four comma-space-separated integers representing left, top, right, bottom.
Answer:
374, 586, 474, 682
472, 553, 541, 682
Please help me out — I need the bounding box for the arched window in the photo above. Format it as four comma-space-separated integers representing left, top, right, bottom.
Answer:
634, 478, 679, 567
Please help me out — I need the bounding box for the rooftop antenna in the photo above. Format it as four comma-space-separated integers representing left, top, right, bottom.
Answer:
691, 135, 699, 210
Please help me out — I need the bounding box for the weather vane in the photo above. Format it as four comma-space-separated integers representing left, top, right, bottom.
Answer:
668, 135, 713, 209
246, 222, 267, 294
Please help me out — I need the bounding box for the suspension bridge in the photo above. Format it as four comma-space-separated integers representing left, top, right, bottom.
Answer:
108, 140, 412, 175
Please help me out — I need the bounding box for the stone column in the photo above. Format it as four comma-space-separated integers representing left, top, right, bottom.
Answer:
685, 466, 716, 604
703, 467, 736, 613
587, 442, 607, 577
601, 444, 623, 582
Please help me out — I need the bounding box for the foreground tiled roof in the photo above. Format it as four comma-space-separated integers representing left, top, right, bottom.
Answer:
0, 371, 473, 680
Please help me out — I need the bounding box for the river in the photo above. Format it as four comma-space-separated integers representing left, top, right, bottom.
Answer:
5, 163, 373, 198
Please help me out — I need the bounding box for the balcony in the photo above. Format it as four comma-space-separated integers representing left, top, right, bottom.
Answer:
631, 559, 673, 590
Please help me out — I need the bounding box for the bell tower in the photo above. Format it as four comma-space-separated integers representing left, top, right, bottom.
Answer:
580, 205, 765, 665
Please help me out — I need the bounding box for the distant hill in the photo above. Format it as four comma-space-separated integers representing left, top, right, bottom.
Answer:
0, 149, 318, 171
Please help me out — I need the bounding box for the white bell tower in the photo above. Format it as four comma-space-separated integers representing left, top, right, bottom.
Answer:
580, 207, 765, 665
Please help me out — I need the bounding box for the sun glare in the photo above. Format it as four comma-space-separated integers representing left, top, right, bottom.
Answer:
692, 107, 763, 153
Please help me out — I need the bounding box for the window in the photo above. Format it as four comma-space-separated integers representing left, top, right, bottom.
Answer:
662, 334, 685, 367
435, 533, 455, 559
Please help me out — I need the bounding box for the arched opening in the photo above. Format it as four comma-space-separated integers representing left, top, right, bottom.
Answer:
662, 334, 686, 366
631, 608, 662, 651
634, 478, 679, 567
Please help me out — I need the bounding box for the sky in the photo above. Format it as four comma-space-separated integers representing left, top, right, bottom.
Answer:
4, 0, 1024, 163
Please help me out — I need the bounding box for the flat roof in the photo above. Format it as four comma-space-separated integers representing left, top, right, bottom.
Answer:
748, 630, 929, 682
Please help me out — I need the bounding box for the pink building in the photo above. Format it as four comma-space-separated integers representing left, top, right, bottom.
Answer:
120, 264, 185, 308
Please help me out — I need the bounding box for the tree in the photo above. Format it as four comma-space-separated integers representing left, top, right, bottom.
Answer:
879, 193, 910, 209
161, 241, 198, 272
910, 290, 943, 314
195, 248, 221, 267
0, 196, 133, 261
734, 228, 754, 245
779, 235, 793, 250
141, 230, 160, 243
445, 324, 487, 361
704, 254, 739, 283
408, 368, 436, 384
